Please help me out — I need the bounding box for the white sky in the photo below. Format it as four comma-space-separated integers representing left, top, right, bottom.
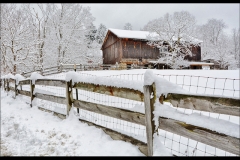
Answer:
1, 69, 239, 156
80, 3, 239, 34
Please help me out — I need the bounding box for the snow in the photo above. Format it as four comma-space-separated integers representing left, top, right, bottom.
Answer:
66, 71, 144, 92
109, 28, 151, 40
1, 69, 239, 156
30, 72, 46, 84
14, 74, 26, 85
188, 62, 214, 66
153, 100, 239, 138
108, 28, 203, 43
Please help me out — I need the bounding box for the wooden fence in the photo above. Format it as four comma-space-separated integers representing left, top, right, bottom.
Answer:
2, 77, 240, 156
21, 64, 105, 77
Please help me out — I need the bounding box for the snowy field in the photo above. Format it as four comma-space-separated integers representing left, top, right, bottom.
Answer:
1, 69, 239, 156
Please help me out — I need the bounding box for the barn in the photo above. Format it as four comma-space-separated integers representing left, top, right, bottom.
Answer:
101, 28, 202, 69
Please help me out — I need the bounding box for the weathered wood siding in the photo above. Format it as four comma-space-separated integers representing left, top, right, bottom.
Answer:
102, 30, 202, 65
185, 45, 201, 61
121, 39, 159, 60
102, 32, 121, 64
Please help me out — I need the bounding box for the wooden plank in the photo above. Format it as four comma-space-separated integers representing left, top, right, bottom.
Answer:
18, 90, 31, 97
73, 82, 144, 102
6, 79, 9, 91
78, 118, 147, 156
18, 79, 30, 85
73, 99, 145, 126
30, 80, 35, 107
9, 86, 15, 91
66, 80, 73, 115
35, 79, 66, 88
158, 117, 240, 155
34, 93, 66, 104
9, 78, 15, 83
42, 72, 61, 76
164, 93, 240, 117
3, 79, 5, 90
14, 79, 17, 98
38, 106, 66, 119
143, 84, 155, 156
44, 66, 58, 70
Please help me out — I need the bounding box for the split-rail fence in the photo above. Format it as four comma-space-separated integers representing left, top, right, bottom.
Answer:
1, 76, 239, 156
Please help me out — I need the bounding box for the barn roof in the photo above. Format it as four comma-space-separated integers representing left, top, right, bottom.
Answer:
101, 28, 203, 50
108, 28, 203, 43
108, 28, 150, 40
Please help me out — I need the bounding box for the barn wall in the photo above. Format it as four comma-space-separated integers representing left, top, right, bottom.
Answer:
121, 39, 159, 59
191, 45, 201, 61
102, 31, 202, 65
184, 45, 201, 61
102, 33, 121, 64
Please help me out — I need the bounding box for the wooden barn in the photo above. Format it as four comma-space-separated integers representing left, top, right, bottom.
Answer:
101, 28, 202, 69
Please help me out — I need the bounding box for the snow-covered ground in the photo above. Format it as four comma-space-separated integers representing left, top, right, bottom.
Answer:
1, 69, 239, 156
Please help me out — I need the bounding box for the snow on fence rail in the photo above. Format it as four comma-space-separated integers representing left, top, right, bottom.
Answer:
1, 71, 239, 156
21, 64, 104, 77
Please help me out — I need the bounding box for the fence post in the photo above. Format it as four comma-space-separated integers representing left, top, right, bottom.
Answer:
6, 79, 9, 92
74, 64, 79, 114
66, 80, 73, 116
3, 79, 6, 91
14, 79, 18, 99
30, 80, 35, 107
143, 82, 157, 156
60, 63, 63, 72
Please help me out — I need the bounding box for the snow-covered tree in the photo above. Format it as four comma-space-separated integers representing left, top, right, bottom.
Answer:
85, 23, 97, 48
23, 3, 54, 74
196, 18, 239, 69
144, 11, 200, 69
124, 22, 132, 30
213, 34, 235, 69
231, 28, 240, 68
1, 4, 35, 74
95, 23, 107, 44
47, 3, 96, 66
197, 18, 227, 59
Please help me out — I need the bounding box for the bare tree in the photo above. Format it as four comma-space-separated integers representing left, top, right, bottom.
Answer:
124, 22, 132, 30
95, 23, 107, 44
196, 18, 239, 69
144, 11, 200, 69
198, 19, 227, 58
214, 34, 235, 69
232, 28, 240, 68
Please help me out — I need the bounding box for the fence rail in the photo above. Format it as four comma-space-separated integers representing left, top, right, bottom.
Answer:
1, 72, 239, 156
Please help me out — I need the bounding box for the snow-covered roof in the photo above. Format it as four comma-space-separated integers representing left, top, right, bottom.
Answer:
108, 28, 151, 40
108, 28, 203, 43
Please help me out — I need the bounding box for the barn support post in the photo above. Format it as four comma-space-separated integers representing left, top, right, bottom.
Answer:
66, 80, 73, 116
30, 80, 35, 107
143, 82, 157, 156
